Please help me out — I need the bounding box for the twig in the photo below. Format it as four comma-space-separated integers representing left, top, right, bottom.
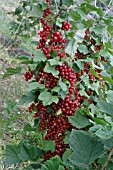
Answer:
101, 146, 113, 170
95, 0, 97, 7
99, 150, 109, 159
1, 6, 24, 52
75, 74, 87, 87
93, 162, 98, 169
104, 0, 113, 16
55, 0, 59, 14
108, 0, 113, 7
56, 0, 63, 17
60, 0, 62, 6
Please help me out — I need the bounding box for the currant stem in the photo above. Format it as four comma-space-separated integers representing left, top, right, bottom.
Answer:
101, 147, 113, 170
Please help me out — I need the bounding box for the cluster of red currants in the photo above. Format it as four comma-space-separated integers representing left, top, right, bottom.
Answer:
36, 69, 58, 89
74, 28, 105, 83
56, 62, 76, 96
52, 95, 78, 116
62, 21, 72, 31
25, 0, 106, 163
24, 71, 33, 81
49, 31, 66, 45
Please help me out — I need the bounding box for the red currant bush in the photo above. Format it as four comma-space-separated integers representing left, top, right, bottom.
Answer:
5, 0, 113, 169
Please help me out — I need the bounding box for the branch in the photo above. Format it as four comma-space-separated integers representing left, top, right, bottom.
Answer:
101, 147, 113, 170
95, 0, 97, 7
53, 23, 57, 32
75, 74, 87, 87
108, 0, 113, 7
56, 0, 63, 17
60, 0, 62, 6
55, 0, 58, 14
99, 0, 107, 9
53, 0, 63, 41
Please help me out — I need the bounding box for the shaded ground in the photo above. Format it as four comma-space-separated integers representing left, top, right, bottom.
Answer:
0, 1, 32, 169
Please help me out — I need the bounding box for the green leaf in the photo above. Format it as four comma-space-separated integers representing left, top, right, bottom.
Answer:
100, 49, 108, 58
5, 140, 42, 165
107, 26, 113, 36
91, 25, 105, 35
73, 63, 80, 73
98, 100, 113, 116
58, 165, 65, 170
95, 127, 113, 140
62, 0, 73, 7
56, 18, 65, 27
15, 7, 23, 15
69, 130, 104, 169
63, 131, 70, 144
79, 88, 89, 98
16, 56, 30, 60
110, 67, 113, 74
101, 137, 113, 149
18, 91, 36, 105
0, 117, 3, 127
78, 45, 88, 54
90, 68, 99, 78
81, 19, 94, 28
41, 3, 48, 10
43, 140, 56, 152
48, 57, 62, 66
90, 82, 100, 94
20, 61, 32, 64
28, 5, 43, 18
5, 145, 22, 165
59, 80, 68, 92
39, 92, 58, 106
70, 11, 81, 21
81, 73, 89, 86
97, 155, 108, 166
55, 108, 62, 116
58, 90, 67, 99
106, 90, 113, 103
0, 131, 2, 137
81, 3, 103, 16
67, 38, 76, 53
48, 59, 58, 66
24, 124, 35, 132
27, 82, 45, 91
103, 76, 113, 86
52, 86, 60, 93
30, 164, 42, 169
76, 9, 87, 20
33, 49, 46, 62
62, 149, 72, 162
92, 117, 107, 126
68, 109, 90, 129
18, 146, 30, 162
70, 21, 78, 30
3, 67, 21, 78
21, 141, 42, 161
40, 156, 62, 170
44, 63, 59, 77
76, 60, 84, 70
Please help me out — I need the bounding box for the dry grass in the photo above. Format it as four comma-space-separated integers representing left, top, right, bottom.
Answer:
0, 1, 32, 169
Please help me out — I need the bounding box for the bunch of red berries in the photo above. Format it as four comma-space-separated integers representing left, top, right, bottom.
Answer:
24, 71, 33, 81
24, 0, 107, 163
36, 69, 58, 89
56, 63, 76, 96
62, 21, 72, 31
52, 95, 78, 116
49, 31, 66, 45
